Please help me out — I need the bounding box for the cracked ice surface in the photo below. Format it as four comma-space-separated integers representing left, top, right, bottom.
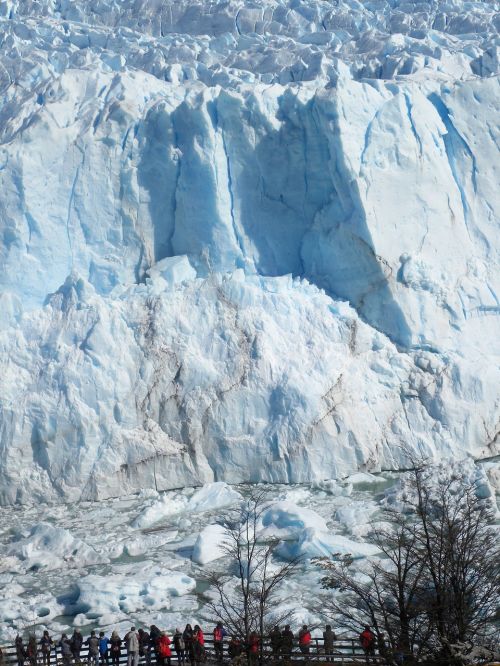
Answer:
0, 0, 499, 503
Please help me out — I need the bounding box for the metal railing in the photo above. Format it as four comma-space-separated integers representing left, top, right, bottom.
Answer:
0, 638, 382, 666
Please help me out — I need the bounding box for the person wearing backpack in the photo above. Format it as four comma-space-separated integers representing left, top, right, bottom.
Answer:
212, 623, 226, 663
40, 631, 53, 666
173, 629, 185, 666
86, 631, 100, 666
109, 632, 122, 666
99, 632, 110, 666
359, 627, 375, 663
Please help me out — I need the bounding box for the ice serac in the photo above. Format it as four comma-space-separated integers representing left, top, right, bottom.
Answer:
0, 0, 499, 503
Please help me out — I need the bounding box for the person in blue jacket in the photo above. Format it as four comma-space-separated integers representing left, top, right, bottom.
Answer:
99, 633, 110, 666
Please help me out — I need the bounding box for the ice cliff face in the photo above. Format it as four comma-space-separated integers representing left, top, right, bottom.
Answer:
0, 0, 499, 503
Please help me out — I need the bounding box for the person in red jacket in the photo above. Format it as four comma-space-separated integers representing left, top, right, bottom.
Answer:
298, 626, 312, 655
192, 627, 204, 665
157, 633, 172, 666
359, 626, 375, 663
212, 623, 227, 663
247, 632, 259, 666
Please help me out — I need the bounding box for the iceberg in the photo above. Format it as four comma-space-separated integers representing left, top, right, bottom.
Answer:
0, 0, 498, 503
276, 527, 380, 561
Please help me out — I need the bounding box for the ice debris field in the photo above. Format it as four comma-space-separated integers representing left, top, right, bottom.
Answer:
0, 0, 499, 634
0, 462, 498, 641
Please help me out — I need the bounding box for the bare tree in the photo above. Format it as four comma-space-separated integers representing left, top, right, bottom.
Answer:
411, 462, 500, 656
202, 490, 302, 664
314, 511, 431, 662
314, 462, 500, 664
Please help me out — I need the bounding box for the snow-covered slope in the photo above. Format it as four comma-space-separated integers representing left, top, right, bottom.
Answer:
0, 0, 499, 503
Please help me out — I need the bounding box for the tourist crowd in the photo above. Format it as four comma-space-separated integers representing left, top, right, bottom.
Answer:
0, 623, 378, 666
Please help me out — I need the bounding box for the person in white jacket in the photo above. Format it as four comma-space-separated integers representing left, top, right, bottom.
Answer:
125, 628, 140, 666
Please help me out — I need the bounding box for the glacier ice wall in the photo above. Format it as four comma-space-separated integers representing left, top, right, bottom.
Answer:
0, 0, 499, 503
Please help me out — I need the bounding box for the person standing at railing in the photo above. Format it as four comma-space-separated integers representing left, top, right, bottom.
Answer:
27, 635, 38, 666
0, 644, 5, 666
138, 629, 151, 666
157, 633, 172, 666
213, 622, 227, 663
150, 626, 161, 666
40, 631, 53, 666
227, 637, 242, 663
173, 628, 186, 665
247, 632, 259, 666
125, 628, 140, 666
359, 627, 375, 664
192, 626, 204, 665
298, 626, 311, 657
182, 625, 194, 666
59, 635, 73, 666
99, 632, 110, 666
86, 630, 100, 666
71, 630, 83, 663
269, 627, 281, 661
15, 635, 26, 666
109, 632, 122, 666
280, 626, 293, 665
322, 626, 336, 656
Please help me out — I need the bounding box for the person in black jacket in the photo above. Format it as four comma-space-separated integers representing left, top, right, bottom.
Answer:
138, 630, 151, 666
182, 626, 194, 666
15, 636, 26, 666
149, 627, 161, 666
71, 631, 84, 663
173, 629, 185, 666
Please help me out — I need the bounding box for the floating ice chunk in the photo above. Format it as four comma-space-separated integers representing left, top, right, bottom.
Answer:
132, 494, 189, 529
8, 523, 108, 571
345, 472, 383, 486
75, 562, 196, 622
335, 502, 379, 537
132, 483, 242, 530
192, 524, 228, 565
125, 531, 179, 557
313, 480, 353, 497
276, 528, 379, 561
186, 482, 243, 513
259, 501, 328, 540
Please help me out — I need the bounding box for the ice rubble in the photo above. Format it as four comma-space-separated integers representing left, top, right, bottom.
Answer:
73, 562, 196, 625
0, 0, 499, 503
8, 522, 108, 572
0, 470, 497, 640
133, 482, 242, 529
